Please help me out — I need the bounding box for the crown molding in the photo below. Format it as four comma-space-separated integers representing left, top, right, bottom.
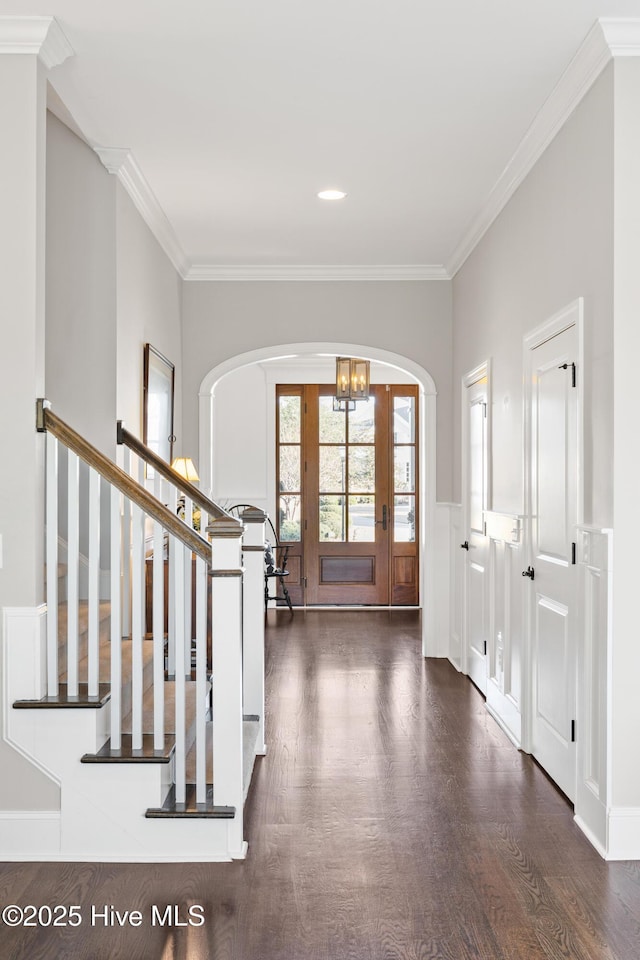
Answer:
446, 17, 640, 277
94, 147, 189, 278
184, 263, 450, 282
0, 16, 74, 69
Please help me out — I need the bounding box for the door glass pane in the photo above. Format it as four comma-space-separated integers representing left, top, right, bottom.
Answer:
348, 496, 375, 542
319, 397, 345, 443
279, 495, 301, 541
394, 495, 415, 542
279, 395, 300, 443
348, 446, 375, 492
470, 401, 485, 532
279, 446, 300, 492
348, 398, 375, 443
394, 396, 415, 443
394, 447, 415, 493
319, 495, 346, 541
319, 445, 346, 492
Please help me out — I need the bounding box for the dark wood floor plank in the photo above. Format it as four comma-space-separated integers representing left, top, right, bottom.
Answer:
2, 609, 640, 959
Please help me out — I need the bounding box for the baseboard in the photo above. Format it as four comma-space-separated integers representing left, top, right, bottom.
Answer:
485, 702, 521, 749
605, 807, 640, 860
574, 814, 607, 859
0, 811, 61, 858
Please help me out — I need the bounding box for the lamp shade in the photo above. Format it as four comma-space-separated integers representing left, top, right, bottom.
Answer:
170, 456, 200, 483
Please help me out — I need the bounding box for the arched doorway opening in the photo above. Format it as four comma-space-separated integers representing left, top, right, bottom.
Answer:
198, 342, 437, 656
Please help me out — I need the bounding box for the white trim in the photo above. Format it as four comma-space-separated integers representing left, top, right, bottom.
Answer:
0, 16, 74, 68
460, 359, 492, 679
198, 341, 438, 657
574, 814, 607, 859
94, 147, 189, 278
606, 807, 640, 860
0, 811, 61, 859
446, 18, 640, 277
185, 263, 449, 282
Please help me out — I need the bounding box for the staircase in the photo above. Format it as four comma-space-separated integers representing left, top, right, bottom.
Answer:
2, 401, 266, 862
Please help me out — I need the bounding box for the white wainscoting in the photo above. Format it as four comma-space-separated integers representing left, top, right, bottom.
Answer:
433, 504, 463, 667
484, 511, 524, 746
574, 525, 612, 856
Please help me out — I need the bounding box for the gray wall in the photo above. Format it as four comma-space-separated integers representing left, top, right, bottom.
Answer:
181, 279, 454, 502
116, 184, 183, 447
46, 113, 117, 457
452, 66, 614, 527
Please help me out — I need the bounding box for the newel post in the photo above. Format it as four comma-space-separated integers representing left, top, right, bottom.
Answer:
208, 516, 245, 858
240, 508, 267, 755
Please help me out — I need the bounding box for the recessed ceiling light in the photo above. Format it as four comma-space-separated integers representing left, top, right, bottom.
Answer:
318, 189, 347, 200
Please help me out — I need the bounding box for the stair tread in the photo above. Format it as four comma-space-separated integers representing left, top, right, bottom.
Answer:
81, 733, 174, 763
145, 784, 234, 819
14, 683, 111, 709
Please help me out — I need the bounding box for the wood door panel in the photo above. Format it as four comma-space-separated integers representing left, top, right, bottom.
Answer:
320, 555, 375, 583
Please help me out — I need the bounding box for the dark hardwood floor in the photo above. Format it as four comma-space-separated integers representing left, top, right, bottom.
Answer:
2, 609, 640, 959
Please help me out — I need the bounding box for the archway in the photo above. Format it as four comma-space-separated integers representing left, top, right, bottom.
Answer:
198, 342, 438, 657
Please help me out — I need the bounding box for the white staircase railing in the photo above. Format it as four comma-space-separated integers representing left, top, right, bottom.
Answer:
37, 400, 265, 832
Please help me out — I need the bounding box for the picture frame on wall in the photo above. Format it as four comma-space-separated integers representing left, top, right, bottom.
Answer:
143, 343, 175, 473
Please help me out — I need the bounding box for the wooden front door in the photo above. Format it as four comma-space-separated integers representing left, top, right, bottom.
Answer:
276, 383, 419, 606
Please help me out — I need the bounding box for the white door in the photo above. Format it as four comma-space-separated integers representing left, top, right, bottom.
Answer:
527, 323, 578, 800
463, 375, 489, 695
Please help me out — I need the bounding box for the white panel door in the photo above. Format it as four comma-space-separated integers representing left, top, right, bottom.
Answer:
464, 377, 489, 695
528, 324, 578, 800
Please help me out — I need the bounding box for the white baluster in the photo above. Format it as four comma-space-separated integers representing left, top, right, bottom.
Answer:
173, 540, 186, 805
67, 450, 80, 697
131, 501, 145, 750
153, 474, 165, 752
121, 447, 131, 640
87, 468, 100, 698
46, 433, 59, 697
167, 485, 177, 678
195, 555, 207, 804
110, 484, 122, 749
184, 494, 193, 676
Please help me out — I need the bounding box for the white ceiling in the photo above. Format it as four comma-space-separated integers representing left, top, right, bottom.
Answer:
3, 1, 640, 276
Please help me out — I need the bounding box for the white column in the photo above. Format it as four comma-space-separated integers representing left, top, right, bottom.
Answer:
0, 20, 73, 614
209, 518, 245, 857
240, 508, 267, 755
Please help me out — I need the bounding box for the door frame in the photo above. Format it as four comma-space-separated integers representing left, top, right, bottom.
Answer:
198, 341, 438, 657
522, 299, 584, 755
460, 359, 492, 680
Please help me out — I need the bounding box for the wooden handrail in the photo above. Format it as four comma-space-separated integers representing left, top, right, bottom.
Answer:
117, 422, 233, 524
37, 401, 212, 563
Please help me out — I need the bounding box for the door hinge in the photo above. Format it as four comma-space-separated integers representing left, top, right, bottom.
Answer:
304, 519, 308, 530
571, 719, 576, 743
571, 542, 576, 565
483, 402, 487, 418
483, 640, 487, 656
559, 362, 576, 387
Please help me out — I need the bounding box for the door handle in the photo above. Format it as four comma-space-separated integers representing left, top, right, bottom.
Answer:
460, 541, 469, 551
375, 504, 388, 530
522, 566, 535, 580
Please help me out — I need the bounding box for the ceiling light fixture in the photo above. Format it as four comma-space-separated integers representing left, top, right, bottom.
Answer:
318, 189, 347, 200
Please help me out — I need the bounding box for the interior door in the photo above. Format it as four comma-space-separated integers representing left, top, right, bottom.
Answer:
463, 376, 489, 694
528, 324, 578, 800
